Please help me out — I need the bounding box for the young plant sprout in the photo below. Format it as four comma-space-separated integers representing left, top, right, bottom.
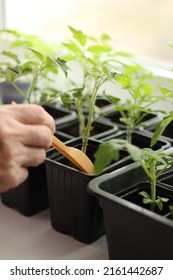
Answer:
0, 29, 59, 58
57, 26, 124, 153
0, 48, 67, 104
105, 62, 173, 144
94, 139, 173, 211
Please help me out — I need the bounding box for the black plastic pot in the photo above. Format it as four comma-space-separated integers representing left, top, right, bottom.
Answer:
55, 117, 119, 141
42, 103, 77, 125
88, 163, 173, 259
1, 163, 48, 216
102, 129, 171, 151
46, 137, 133, 244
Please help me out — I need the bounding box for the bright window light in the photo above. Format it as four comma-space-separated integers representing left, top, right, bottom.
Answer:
3, 0, 173, 65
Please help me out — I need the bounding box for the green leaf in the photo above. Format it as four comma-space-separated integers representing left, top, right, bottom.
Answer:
94, 105, 102, 114
1, 51, 20, 64
42, 58, 59, 74
155, 198, 163, 211
49, 57, 68, 77
116, 51, 133, 58
158, 196, 169, 203
60, 93, 73, 109
119, 117, 131, 125
151, 113, 173, 147
139, 191, 150, 199
100, 33, 111, 41
20, 61, 39, 74
142, 148, 165, 164
169, 204, 173, 216
105, 94, 120, 105
140, 84, 152, 96
126, 142, 143, 161
94, 140, 120, 174
68, 26, 87, 46
62, 42, 82, 53
159, 86, 173, 96
0, 29, 20, 37
28, 48, 45, 61
143, 198, 153, 204
139, 191, 152, 204
5, 69, 18, 83
87, 45, 112, 54
73, 88, 83, 98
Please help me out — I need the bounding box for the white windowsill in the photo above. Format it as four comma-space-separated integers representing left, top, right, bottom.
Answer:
0, 199, 108, 260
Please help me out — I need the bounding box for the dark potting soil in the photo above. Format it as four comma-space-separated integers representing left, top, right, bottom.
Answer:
116, 182, 173, 216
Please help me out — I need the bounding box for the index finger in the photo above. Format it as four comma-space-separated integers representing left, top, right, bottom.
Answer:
6, 104, 56, 134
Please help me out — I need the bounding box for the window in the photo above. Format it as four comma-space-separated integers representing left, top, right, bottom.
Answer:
2, 0, 173, 65
0, 0, 5, 28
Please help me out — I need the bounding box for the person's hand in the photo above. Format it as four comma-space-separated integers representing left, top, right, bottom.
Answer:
0, 104, 55, 192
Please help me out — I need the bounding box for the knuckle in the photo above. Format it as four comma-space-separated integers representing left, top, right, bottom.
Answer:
40, 127, 53, 149
30, 150, 46, 166
34, 105, 48, 123
35, 106, 55, 132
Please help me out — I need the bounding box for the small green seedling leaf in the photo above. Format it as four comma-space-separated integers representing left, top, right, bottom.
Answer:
28, 48, 45, 61
94, 140, 120, 174
139, 191, 153, 204
1, 51, 20, 64
169, 204, 173, 217
87, 45, 112, 54
155, 196, 168, 211
151, 112, 173, 147
68, 26, 87, 46
5, 68, 18, 83
62, 42, 82, 53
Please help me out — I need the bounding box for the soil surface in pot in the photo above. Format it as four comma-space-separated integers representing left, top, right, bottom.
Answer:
117, 182, 173, 216
159, 174, 173, 186
95, 99, 111, 108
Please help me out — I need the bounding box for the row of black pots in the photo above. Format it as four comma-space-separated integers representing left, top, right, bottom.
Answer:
88, 162, 173, 260
43, 102, 119, 142
0, 130, 171, 242
0, 98, 120, 220
55, 117, 119, 141
44, 130, 170, 244
0, 102, 173, 248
